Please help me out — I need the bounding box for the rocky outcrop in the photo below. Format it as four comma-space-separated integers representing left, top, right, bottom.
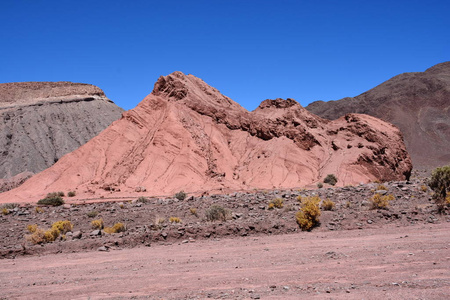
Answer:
0, 73, 411, 203
0, 82, 123, 185
306, 62, 450, 169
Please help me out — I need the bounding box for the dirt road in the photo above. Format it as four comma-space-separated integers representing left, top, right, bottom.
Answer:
1, 222, 449, 299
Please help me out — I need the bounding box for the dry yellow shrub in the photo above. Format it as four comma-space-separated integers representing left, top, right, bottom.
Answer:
91, 219, 104, 229
296, 196, 321, 231
370, 193, 395, 209
104, 223, 126, 234
169, 217, 181, 223
321, 199, 335, 211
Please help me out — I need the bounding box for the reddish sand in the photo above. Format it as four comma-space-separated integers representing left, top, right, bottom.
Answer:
1, 222, 448, 299
0, 72, 411, 204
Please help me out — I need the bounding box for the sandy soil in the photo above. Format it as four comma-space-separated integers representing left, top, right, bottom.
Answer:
1, 222, 449, 300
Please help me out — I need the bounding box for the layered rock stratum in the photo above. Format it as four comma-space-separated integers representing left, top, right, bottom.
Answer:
0, 72, 412, 203
306, 62, 450, 169
0, 82, 123, 187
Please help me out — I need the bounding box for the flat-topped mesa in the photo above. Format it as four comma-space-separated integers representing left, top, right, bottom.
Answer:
0, 82, 108, 107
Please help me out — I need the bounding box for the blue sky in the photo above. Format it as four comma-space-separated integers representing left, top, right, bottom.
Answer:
1, 0, 449, 111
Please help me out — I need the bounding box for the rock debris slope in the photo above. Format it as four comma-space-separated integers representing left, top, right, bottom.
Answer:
306, 62, 450, 169
0, 82, 124, 185
0, 72, 412, 203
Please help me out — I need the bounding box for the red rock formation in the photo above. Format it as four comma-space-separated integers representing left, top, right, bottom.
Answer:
0, 72, 412, 203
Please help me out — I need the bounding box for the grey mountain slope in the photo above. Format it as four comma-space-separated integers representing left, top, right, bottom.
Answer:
0, 82, 123, 181
306, 62, 450, 169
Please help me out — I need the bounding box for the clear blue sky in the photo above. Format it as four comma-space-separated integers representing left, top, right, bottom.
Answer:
1, 0, 449, 111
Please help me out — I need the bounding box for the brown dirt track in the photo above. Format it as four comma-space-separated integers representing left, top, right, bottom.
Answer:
1, 222, 449, 300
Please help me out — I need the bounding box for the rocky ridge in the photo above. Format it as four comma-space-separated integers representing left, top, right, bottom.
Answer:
0, 82, 124, 186
0, 72, 412, 202
306, 61, 450, 169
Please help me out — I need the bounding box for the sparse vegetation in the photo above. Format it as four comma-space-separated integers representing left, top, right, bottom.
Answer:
174, 191, 187, 200
137, 196, 148, 203
26, 220, 73, 244
205, 205, 229, 222
87, 210, 98, 218
428, 165, 450, 212
37, 193, 65, 206
317, 182, 323, 189
91, 219, 104, 229
296, 196, 321, 231
323, 174, 338, 186
1, 208, 9, 215
376, 184, 387, 191
321, 199, 335, 211
370, 193, 395, 209
169, 217, 181, 223
68, 191, 76, 197
35, 207, 44, 213
27, 224, 38, 233
189, 207, 198, 217
268, 198, 283, 209
420, 185, 428, 192
104, 222, 126, 234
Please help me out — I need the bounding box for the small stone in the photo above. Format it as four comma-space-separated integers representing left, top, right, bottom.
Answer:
97, 246, 109, 252
283, 286, 290, 290
90, 230, 101, 236
72, 231, 82, 239
367, 220, 373, 224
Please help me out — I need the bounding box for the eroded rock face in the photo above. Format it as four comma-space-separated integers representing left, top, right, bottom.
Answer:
0, 73, 412, 202
306, 62, 450, 169
0, 82, 123, 185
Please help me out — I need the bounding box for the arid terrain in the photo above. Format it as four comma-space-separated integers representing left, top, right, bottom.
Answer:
307, 61, 450, 169
1, 172, 449, 299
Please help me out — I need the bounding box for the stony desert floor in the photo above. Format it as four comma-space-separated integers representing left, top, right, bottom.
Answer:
1, 175, 449, 299
0, 222, 449, 299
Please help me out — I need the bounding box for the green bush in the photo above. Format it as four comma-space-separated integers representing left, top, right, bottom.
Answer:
323, 174, 337, 186
68, 191, 76, 197
428, 165, 450, 212
174, 191, 187, 200
205, 205, 229, 222
37, 195, 64, 206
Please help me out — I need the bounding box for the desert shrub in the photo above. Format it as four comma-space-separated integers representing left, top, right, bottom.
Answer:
189, 207, 198, 217
317, 182, 324, 189
428, 165, 450, 212
137, 196, 148, 203
44, 227, 60, 242
205, 205, 230, 222
26, 221, 72, 244
296, 196, 321, 231
67, 191, 76, 197
370, 193, 395, 209
87, 210, 98, 218
268, 198, 284, 209
47, 191, 65, 197
27, 228, 46, 244
1, 208, 9, 215
1, 203, 18, 210
52, 220, 73, 234
35, 207, 44, 213
104, 222, 126, 234
37, 195, 64, 206
169, 217, 181, 223
323, 174, 338, 186
321, 199, 335, 211
174, 191, 187, 200
91, 219, 104, 229
376, 184, 387, 191
420, 185, 428, 192
27, 224, 38, 233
